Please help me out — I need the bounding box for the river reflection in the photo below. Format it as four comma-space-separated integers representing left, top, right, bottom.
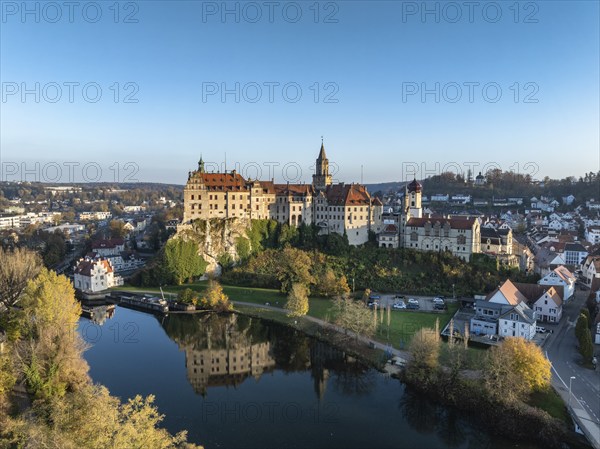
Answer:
80, 306, 538, 449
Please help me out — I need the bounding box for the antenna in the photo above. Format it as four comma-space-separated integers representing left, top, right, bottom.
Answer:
224, 152, 227, 172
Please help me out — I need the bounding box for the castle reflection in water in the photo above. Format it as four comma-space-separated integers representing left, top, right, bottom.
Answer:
161, 313, 366, 398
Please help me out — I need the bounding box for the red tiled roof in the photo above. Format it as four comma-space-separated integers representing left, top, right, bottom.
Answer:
195, 172, 249, 191
325, 184, 371, 206
274, 184, 313, 196
74, 258, 113, 276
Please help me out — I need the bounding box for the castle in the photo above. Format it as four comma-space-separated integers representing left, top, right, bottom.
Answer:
182, 143, 383, 245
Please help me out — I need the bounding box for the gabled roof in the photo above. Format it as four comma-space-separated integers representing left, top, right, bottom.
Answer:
274, 183, 313, 196
553, 265, 575, 282
513, 282, 564, 305
91, 238, 125, 250
486, 279, 528, 305
499, 301, 536, 324
74, 258, 113, 276
325, 183, 371, 206
192, 172, 249, 191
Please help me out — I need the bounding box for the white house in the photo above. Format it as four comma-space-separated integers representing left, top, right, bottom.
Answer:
585, 226, 600, 245
498, 302, 537, 340
430, 194, 449, 202
582, 256, 600, 291
91, 238, 126, 257
538, 266, 576, 302
470, 280, 537, 340
531, 286, 563, 323
562, 195, 575, 206
73, 258, 121, 293
563, 242, 588, 267
595, 323, 600, 345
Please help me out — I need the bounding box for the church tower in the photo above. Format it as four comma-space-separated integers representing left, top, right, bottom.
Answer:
404, 178, 423, 220
312, 140, 332, 191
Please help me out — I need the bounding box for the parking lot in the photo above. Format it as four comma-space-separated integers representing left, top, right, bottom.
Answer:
368, 293, 454, 312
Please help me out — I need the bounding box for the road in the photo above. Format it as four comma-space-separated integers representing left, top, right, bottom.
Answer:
544, 288, 600, 449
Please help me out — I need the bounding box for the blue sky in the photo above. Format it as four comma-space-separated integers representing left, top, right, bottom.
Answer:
1, 1, 598, 185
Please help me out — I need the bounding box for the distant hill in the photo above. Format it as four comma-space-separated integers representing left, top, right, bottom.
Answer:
365, 181, 407, 195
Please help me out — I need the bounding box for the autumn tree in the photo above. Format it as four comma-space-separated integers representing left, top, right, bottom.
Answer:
484, 337, 551, 403
109, 220, 128, 238
575, 313, 589, 342
200, 280, 232, 312
331, 297, 375, 339
18, 269, 88, 401
178, 288, 199, 306
164, 238, 207, 285
406, 327, 440, 384
0, 247, 42, 308
286, 283, 309, 317
315, 269, 350, 298
276, 246, 314, 293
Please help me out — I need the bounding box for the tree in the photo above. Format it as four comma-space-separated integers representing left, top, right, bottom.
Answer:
315, 269, 350, 298
331, 297, 376, 339
579, 328, 594, 364
575, 313, 589, 342
276, 246, 314, 293
484, 337, 551, 403
164, 238, 207, 285
200, 280, 232, 312
406, 328, 440, 384
109, 220, 128, 238
0, 247, 42, 308
178, 288, 198, 306
286, 283, 309, 317
19, 269, 88, 401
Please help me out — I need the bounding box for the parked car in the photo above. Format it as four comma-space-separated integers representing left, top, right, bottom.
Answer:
536, 326, 546, 333
393, 301, 406, 309
433, 297, 445, 305
367, 300, 380, 308
407, 298, 419, 306
395, 294, 406, 299
406, 303, 420, 310
433, 303, 446, 310
369, 294, 381, 300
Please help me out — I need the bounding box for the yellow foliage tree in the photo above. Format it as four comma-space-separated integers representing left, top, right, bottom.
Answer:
18, 269, 88, 400
406, 327, 440, 384
485, 337, 551, 403
286, 283, 309, 317
200, 280, 232, 312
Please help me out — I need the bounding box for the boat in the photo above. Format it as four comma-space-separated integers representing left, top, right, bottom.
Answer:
120, 294, 169, 314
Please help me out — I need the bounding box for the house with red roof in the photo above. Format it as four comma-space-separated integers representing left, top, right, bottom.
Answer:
73, 257, 121, 293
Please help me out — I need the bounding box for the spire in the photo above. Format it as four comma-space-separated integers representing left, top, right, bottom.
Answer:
198, 155, 205, 173
318, 137, 327, 160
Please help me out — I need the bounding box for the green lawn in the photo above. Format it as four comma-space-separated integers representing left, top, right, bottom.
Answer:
527, 388, 570, 424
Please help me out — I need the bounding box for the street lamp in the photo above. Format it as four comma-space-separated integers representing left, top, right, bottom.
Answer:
568, 376, 576, 408
452, 283, 455, 299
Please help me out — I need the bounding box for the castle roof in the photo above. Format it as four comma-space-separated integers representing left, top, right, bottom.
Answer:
326, 183, 371, 206
74, 258, 113, 276
405, 216, 477, 230
274, 183, 313, 196
191, 172, 248, 191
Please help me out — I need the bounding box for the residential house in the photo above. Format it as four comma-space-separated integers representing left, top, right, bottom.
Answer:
585, 226, 600, 245
514, 282, 563, 323
563, 242, 588, 267
582, 255, 600, 291
91, 238, 126, 257
538, 266, 576, 302
73, 258, 121, 293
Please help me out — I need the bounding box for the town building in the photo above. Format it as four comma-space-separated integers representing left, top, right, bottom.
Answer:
538, 266, 576, 302
73, 258, 122, 293
399, 179, 481, 261
181, 143, 382, 245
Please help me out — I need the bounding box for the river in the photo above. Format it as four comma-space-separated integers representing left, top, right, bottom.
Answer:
79, 306, 537, 449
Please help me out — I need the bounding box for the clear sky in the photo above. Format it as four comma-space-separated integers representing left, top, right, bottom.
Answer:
1, 0, 598, 185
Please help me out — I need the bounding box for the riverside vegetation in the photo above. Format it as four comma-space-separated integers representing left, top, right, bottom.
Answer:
0, 248, 200, 449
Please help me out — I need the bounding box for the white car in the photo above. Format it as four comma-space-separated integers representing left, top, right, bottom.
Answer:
393, 301, 406, 309
536, 326, 546, 333
433, 297, 445, 304
407, 298, 419, 306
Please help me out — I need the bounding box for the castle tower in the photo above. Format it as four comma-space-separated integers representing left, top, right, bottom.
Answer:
198, 155, 205, 173
404, 178, 422, 220
312, 140, 332, 191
